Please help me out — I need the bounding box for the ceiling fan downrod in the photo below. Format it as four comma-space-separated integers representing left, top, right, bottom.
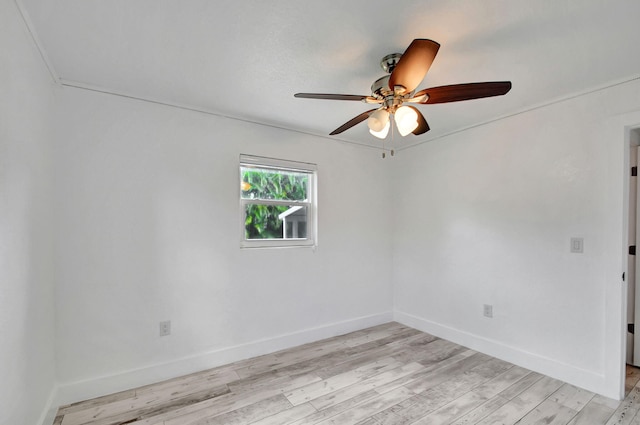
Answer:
380, 53, 403, 74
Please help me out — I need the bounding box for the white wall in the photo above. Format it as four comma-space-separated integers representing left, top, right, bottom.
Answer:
53, 87, 394, 402
392, 78, 640, 398
0, 0, 57, 423
50, 77, 640, 403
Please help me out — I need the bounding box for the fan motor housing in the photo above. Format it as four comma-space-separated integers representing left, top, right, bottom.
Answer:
371, 75, 393, 98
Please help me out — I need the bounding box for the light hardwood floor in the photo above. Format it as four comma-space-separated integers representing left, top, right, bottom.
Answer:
53, 322, 639, 425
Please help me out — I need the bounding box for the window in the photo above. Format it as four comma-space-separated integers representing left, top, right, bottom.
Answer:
240, 155, 317, 248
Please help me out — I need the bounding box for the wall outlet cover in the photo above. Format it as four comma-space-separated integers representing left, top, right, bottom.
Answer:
570, 237, 584, 253
159, 320, 171, 336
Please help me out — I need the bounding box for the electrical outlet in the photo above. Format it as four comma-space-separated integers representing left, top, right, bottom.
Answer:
159, 320, 171, 337
570, 237, 584, 253
483, 304, 493, 318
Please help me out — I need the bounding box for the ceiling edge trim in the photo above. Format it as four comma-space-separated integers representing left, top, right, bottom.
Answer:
59, 79, 386, 153
13, 0, 60, 84
398, 73, 640, 152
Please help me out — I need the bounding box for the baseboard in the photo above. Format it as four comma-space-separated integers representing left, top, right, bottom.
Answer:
54, 311, 393, 407
393, 310, 615, 398
37, 386, 59, 425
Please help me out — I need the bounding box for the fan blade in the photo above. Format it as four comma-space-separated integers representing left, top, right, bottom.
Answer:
414, 81, 512, 104
295, 93, 369, 101
329, 109, 377, 135
388, 39, 440, 93
408, 106, 430, 135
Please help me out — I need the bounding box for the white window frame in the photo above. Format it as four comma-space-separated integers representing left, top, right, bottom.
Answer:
239, 154, 317, 249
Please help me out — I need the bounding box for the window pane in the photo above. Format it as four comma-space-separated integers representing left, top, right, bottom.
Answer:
241, 167, 308, 201
244, 204, 308, 240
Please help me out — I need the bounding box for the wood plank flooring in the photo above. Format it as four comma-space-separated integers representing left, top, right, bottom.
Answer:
52, 322, 637, 425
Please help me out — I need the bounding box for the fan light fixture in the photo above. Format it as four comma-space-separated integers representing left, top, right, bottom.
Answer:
367, 106, 418, 139
394, 106, 419, 136
367, 108, 389, 132
369, 120, 390, 139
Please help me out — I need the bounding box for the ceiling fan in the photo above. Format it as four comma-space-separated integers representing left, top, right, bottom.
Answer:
295, 39, 512, 142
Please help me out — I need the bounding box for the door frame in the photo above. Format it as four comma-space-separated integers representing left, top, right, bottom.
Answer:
627, 144, 638, 366
612, 113, 640, 399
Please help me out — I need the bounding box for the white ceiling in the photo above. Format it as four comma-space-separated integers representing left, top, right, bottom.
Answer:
21, 0, 640, 150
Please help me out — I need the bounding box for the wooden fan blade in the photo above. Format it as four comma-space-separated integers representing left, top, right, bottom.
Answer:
414, 81, 512, 104
408, 106, 430, 135
295, 93, 368, 101
388, 39, 440, 93
329, 109, 377, 135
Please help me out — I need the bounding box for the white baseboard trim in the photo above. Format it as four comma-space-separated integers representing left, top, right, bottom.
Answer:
37, 386, 59, 425
393, 310, 615, 399
54, 311, 394, 407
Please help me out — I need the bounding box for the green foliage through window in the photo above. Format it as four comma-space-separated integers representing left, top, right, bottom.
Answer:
241, 167, 309, 240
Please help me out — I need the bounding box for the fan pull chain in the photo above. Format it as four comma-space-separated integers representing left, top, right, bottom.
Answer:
382, 138, 386, 159
382, 115, 395, 159
390, 117, 395, 157
382, 119, 388, 158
